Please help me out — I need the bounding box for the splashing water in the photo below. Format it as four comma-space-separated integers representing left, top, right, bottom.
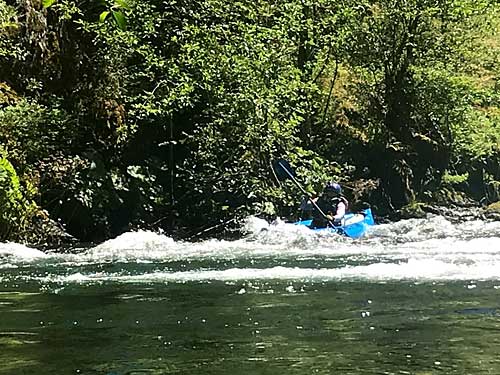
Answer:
1, 214, 500, 286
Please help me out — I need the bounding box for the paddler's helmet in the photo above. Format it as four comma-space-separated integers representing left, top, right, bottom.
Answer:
324, 181, 342, 195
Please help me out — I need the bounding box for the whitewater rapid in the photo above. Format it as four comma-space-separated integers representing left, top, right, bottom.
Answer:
1, 215, 500, 285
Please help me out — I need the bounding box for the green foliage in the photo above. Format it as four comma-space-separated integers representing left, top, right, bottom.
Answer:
42, 0, 57, 8
0, 157, 22, 203
0, 1, 17, 31
0, 157, 27, 240
97, 0, 130, 30
440, 4, 500, 163
453, 108, 500, 159
1, 0, 499, 242
0, 100, 77, 169
0, 1, 21, 59
323, 0, 500, 204
43, 0, 129, 30
442, 172, 469, 185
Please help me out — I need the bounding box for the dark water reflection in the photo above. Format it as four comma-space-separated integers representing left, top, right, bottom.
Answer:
2, 280, 500, 374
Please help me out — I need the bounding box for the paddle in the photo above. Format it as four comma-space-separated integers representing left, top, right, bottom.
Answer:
272, 159, 336, 228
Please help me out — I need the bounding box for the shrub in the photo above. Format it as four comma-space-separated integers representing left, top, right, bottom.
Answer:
0, 156, 25, 240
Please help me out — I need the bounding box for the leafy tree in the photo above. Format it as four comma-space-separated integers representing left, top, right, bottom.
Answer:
327, 0, 500, 208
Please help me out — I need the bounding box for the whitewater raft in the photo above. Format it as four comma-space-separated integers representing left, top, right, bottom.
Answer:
294, 208, 375, 239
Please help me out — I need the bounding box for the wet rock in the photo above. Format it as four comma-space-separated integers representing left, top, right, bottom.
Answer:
484, 201, 500, 221
422, 204, 484, 223
31, 210, 77, 247
398, 202, 426, 219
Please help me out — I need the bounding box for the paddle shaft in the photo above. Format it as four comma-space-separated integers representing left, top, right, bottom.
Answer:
277, 161, 335, 227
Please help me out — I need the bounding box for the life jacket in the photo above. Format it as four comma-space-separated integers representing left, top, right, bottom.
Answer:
331, 196, 349, 212
314, 196, 347, 216
312, 195, 349, 227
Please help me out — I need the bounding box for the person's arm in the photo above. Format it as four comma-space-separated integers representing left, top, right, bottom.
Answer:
334, 202, 346, 220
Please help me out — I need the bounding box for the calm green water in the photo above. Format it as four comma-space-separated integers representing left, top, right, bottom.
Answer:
2, 216, 500, 374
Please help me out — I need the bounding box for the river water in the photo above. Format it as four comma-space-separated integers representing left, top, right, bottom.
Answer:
1, 215, 500, 374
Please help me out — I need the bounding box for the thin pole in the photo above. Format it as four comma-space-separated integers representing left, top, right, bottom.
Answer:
170, 116, 174, 224
277, 161, 334, 227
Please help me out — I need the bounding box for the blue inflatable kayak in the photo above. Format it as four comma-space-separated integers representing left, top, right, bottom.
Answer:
294, 208, 375, 239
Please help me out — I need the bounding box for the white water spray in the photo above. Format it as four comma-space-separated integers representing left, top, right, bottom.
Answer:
1, 215, 500, 283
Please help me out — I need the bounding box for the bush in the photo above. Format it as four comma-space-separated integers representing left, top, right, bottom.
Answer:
0, 156, 27, 240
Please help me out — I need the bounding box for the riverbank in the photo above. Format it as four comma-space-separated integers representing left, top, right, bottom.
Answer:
27, 198, 500, 250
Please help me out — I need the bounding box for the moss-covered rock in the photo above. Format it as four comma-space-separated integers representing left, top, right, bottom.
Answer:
484, 201, 500, 221
399, 201, 426, 219
485, 201, 500, 213
486, 180, 500, 203
432, 187, 475, 207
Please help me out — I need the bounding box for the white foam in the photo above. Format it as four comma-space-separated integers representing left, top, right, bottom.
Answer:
29, 259, 500, 284
83, 230, 177, 261
3, 216, 500, 283
91, 230, 176, 252
0, 242, 47, 260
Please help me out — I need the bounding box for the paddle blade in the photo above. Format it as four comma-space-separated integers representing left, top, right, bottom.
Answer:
272, 159, 295, 181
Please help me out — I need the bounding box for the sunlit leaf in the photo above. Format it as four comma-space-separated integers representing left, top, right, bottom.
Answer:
112, 10, 126, 30
42, 0, 57, 8
114, 0, 131, 10
99, 11, 110, 23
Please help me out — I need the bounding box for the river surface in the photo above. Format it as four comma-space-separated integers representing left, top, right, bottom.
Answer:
1, 215, 500, 374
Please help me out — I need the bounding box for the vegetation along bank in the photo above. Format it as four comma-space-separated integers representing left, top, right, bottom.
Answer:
0, 0, 499, 245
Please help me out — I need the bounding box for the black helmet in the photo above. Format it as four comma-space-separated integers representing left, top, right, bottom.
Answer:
324, 181, 342, 195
